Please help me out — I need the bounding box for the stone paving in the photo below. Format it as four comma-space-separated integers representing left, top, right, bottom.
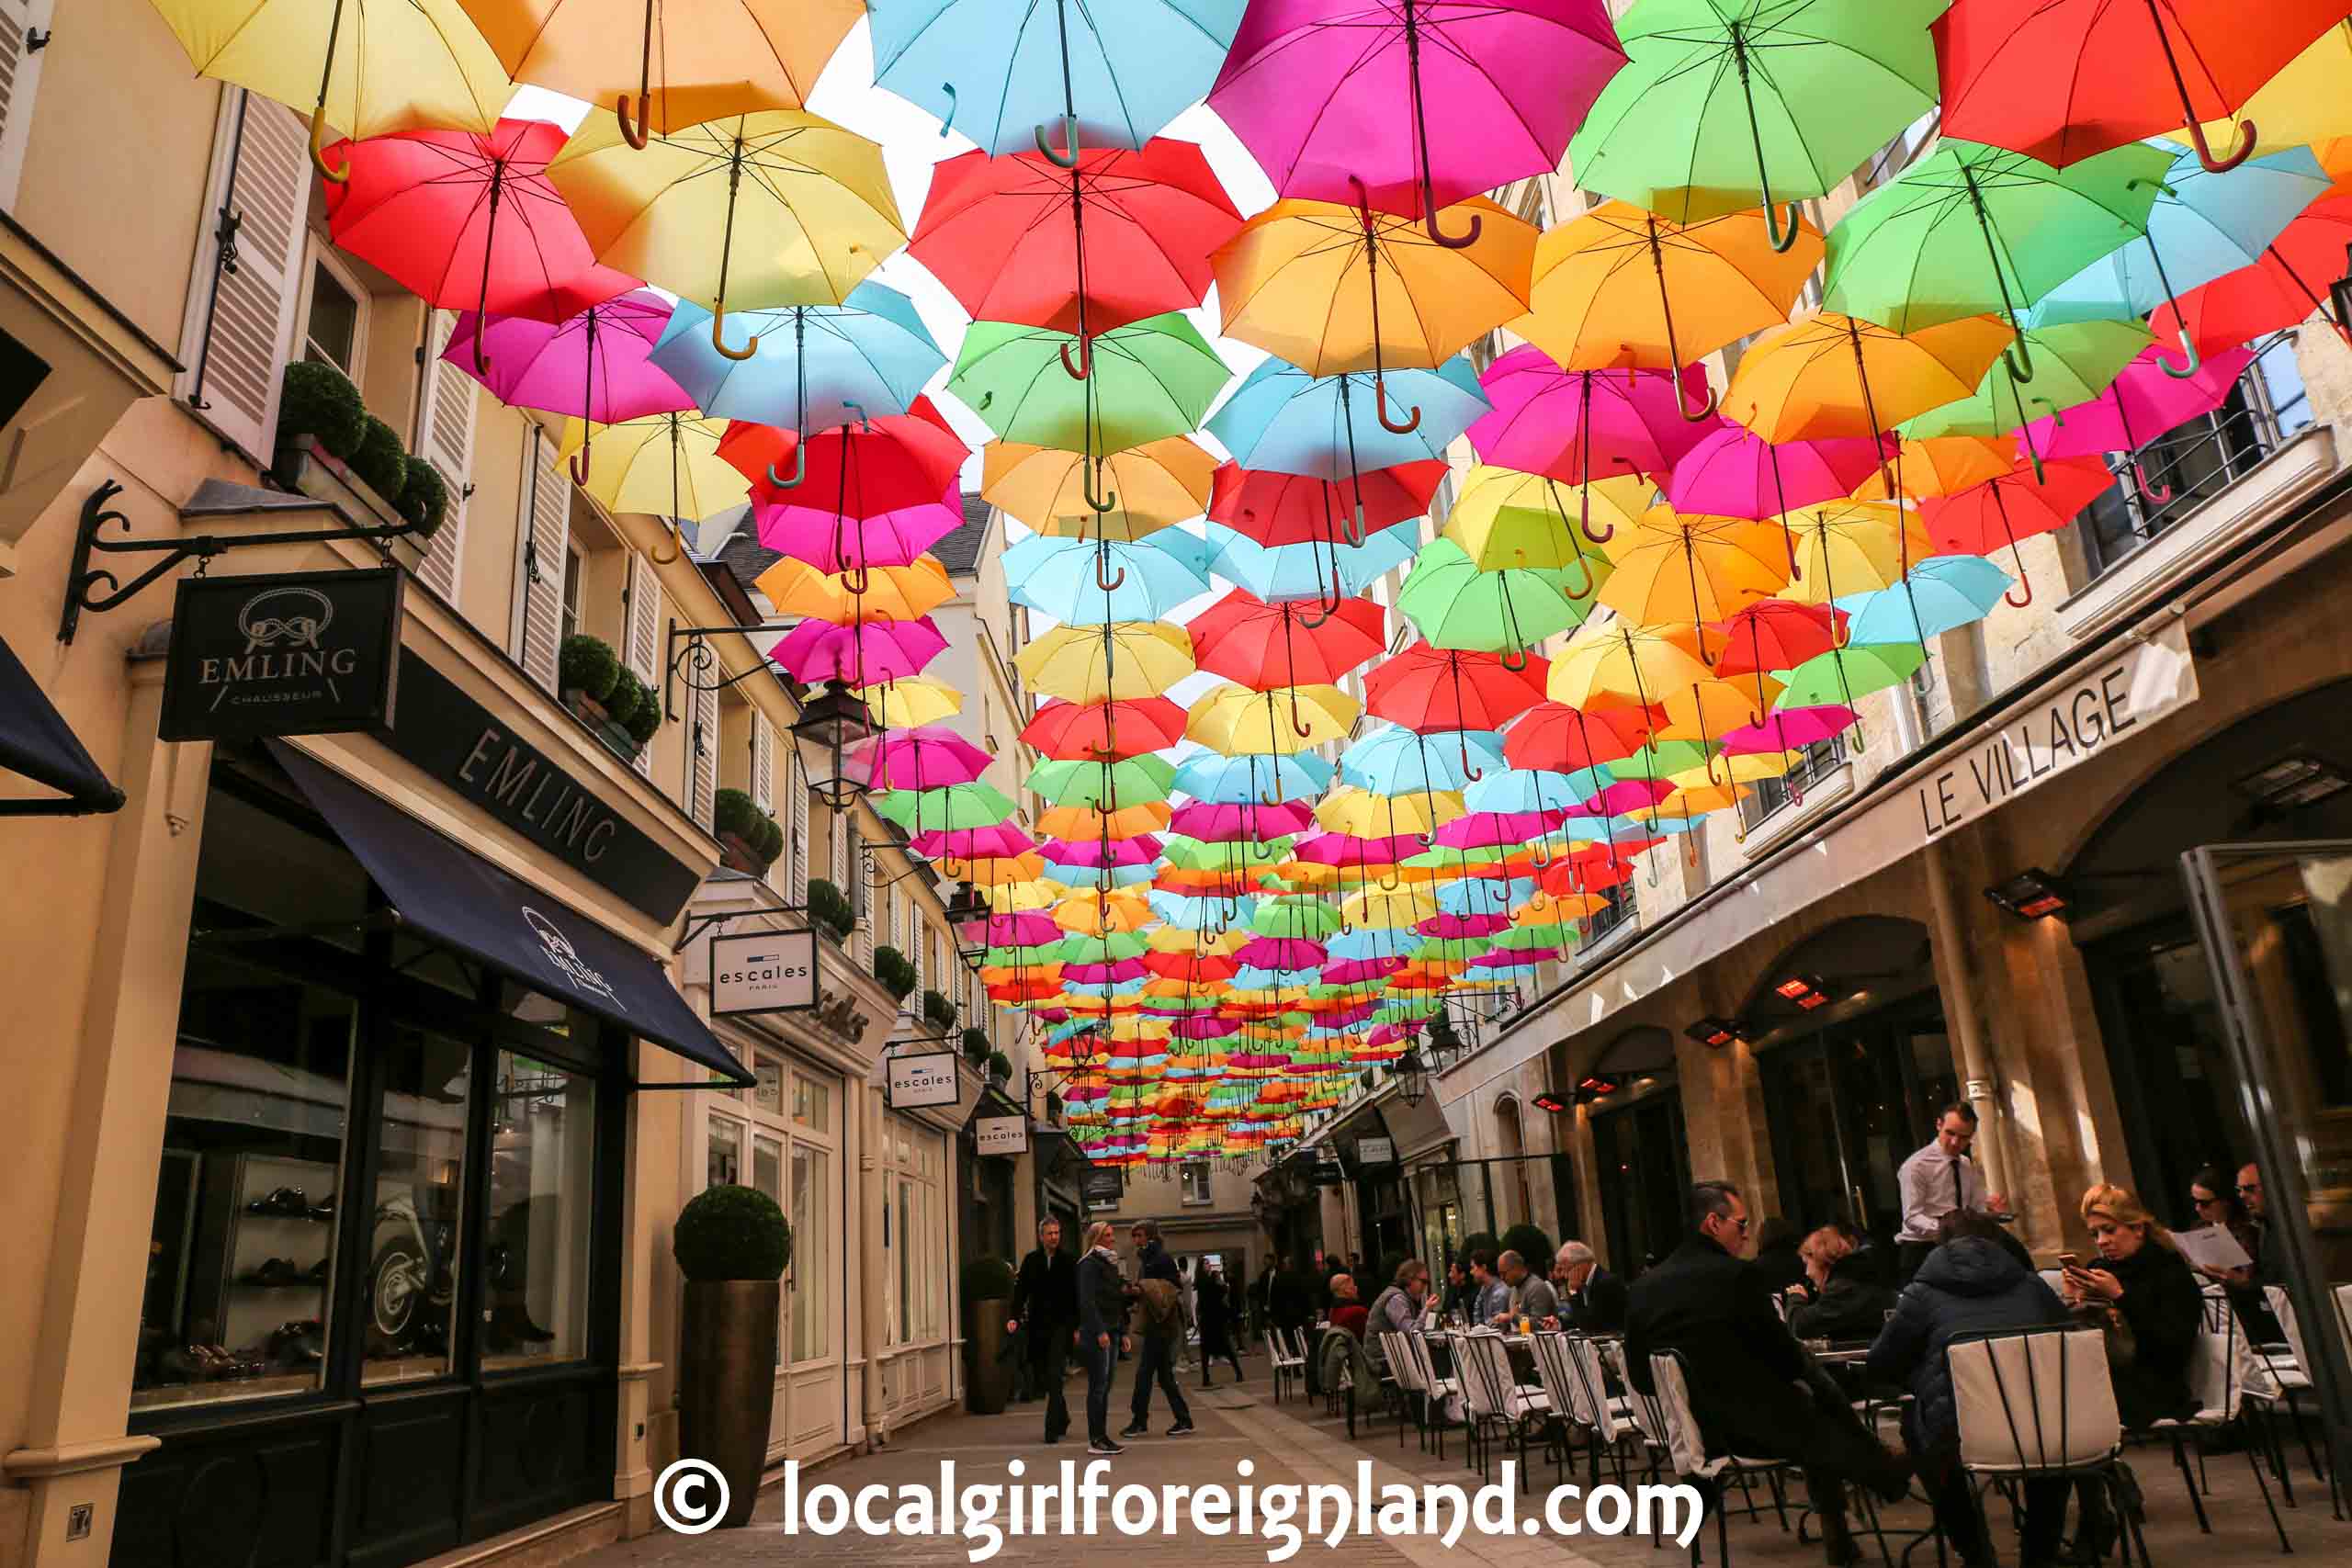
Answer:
569, 1341, 2346, 1568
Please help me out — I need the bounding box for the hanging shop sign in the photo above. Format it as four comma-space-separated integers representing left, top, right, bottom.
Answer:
709, 929, 820, 1016
975, 1114, 1029, 1157
1082, 1168, 1125, 1205
885, 1049, 960, 1111
1355, 1136, 1396, 1167
385, 653, 702, 924
159, 568, 402, 742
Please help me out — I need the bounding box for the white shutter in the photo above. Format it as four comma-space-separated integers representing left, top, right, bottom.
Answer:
691, 680, 718, 829
518, 425, 568, 691
413, 310, 475, 601
750, 715, 775, 811
624, 554, 662, 777
0, 0, 57, 210
830, 810, 848, 894
914, 914, 927, 1003
789, 754, 810, 904
175, 91, 311, 466
855, 842, 875, 966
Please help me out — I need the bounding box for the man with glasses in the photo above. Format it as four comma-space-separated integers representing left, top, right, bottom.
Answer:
1626, 1181, 1912, 1567
1893, 1102, 2010, 1283
2236, 1162, 2290, 1292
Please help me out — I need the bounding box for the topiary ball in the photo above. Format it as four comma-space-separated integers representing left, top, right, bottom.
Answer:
350, 415, 409, 504
395, 457, 448, 536
277, 360, 367, 459
1500, 1224, 1555, 1271
625, 682, 662, 745
673, 1183, 792, 1282
603, 667, 645, 729
560, 635, 621, 701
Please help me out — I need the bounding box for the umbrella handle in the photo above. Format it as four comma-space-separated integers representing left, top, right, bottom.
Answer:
616, 93, 652, 151
2187, 111, 2256, 175
2005, 572, 2034, 610
1673, 369, 1720, 425
1762, 201, 1804, 254
1581, 476, 1616, 545
309, 103, 350, 185
766, 441, 808, 490
1036, 112, 1082, 169
2133, 456, 2173, 504
1374, 375, 1421, 434
939, 83, 957, 137
1340, 497, 1369, 549
1423, 203, 1482, 251
1083, 461, 1118, 515
842, 557, 873, 597
1497, 643, 1531, 674
1093, 542, 1126, 593
568, 438, 591, 486
842, 400, 874, 433
2002, 336, 2035, 387
2154, 325, 2203, 380
712, 308, 760, 363
1060, 335, 1091, 380
650, 520, 681, 566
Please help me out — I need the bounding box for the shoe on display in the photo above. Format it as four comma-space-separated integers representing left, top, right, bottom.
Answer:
309, 1193, 335, 1220
306, 1257, 330, 1280
247, 1258, 301, 1286
248, 1188, 308, 1217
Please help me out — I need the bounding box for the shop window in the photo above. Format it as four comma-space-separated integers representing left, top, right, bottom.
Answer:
560, 544, 583, 645
300, 253, 365, 379
362, 1023, 472, 1386
793, 1074, 829, 1131
1736, 737, 1847, 833
707, 1115, 742, 1187
1180, 1161, 1213, 1205
481, 1051, 594, 1369
753, 1055, 784, 1115
134, 952, 356, 1411
752, 1133, 784, 1368
790, 1143, 830, 1363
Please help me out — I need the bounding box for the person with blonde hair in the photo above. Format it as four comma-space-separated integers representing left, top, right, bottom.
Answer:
1787, 1225, 1894, 1341
2064, 1183, 2202, 1430
1075, 1222, 1131, 1455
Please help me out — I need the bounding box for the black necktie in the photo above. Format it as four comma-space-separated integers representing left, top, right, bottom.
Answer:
1950, 1157, 1963, 1211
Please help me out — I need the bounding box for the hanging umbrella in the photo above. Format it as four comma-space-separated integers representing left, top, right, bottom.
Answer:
848, 726, 994, 790
1596, 510, 1790, 656
444, 290, 694, 473
758, 558, 958, 623
1027, 757, 1178, 809
1919, 455, 2116, 604
1849, 435, 2018, 502
1003, 533, 1216, 622
1776, 642, 1927, 708
916, 141, 1243, 340
1823, 140, 2172, 378
1568, 0, 1947, 247
1709, 602, 1847, 677
1838, 555, 2016, 643
1667, 426, 1894, 527
1396, 538, 1598, 655
1187, 685, 1363, 754
548, 110, 904, 357
557, 412, 748, 552
1016, 623, 1197, 703
1187, 591, 1387, 690
157, 0, 511, 180
860, 674, 965, 728
751, 491, 967, 573
2178, 22, 2352, 155
722, 405, 969, 511
649, 281, 945, 432
1205, 522, 1422, 608
1208, 462, 1447, 568
869, 0, 1248, 156
1499, 701, 1657, 773
1173, 753, 1335, 807
1037, 801, 1171, 840
1208, 0, 1625, 229
1932, 0, 2352, 172
1547, 621, 1712, 710
1724, 314, 2018, 458
1902, 321, 2156, 478
1781, 502, 1933, 611
1022, 697, 1190, 761
1467, 346, 1717, 496
1341, 726, 1507, 796
1364, 643, 1551, 739
1721, 705, 1860, 758
951, 313, 1231, 454
1514, 201, 1822, 419
2018, 344, 2259, 499
987, 438, 1218, 534
770, 616, 950, 684
1443, 467, 1636, 588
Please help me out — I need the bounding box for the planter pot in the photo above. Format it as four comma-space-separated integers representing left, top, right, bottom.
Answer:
967, 1298, 1013, 1416
718, 830, 767, 877
564, 689, 611, 727
678, 1280, 781, 1528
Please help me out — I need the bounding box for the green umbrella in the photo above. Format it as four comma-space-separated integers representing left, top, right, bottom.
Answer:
1616, 739, 1718, 778
1395, 537, 1600, 657
1412, 934, 1495, 964
872, 782, 1017, 833
1159, 835, 1294, 873
1823, 141, 2172, 378
1901, 319, 2152, 479
1041, 931, 1151, 963
1567, 0, 1948, 251
1491, 919, 1580, 953
1251, 896, 1342, 941
948, 311, 1230, 461
1775, 643, 1924, 709
1025, 755, 1176, 808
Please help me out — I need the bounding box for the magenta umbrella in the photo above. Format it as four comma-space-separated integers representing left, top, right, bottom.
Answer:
754, 488, 967, 572
846, 724, 991, 790
1292, 830, 1421, 866
963, 911, 1060, 945
2018, 344, 2256, 503
911, 824, 1036, 860
1169, 800, 1318, 840
1064, 960, 1149, 985
1237, 937, 1327, 969
1208, 1, 1626, 241
1330, 957, 1408, 987
1418, 911, 1511, 939
1042, 836, 1164, 869
1668, 426, 1894, 525
1579, 777, 1675, 815
769, 616, 947, 686
1174, 1015, 1243, 1040
1467, 346, 1717, 539
1433, 808, 1559, 849
444, 289, 693, 479
1722, 705, 1858, 758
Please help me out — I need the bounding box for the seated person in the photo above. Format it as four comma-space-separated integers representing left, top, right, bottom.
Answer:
1470, 1249, 1510, 1325
2187, 1163, 2279, 1342
1787, 1226, 1896, 1342
1869, 1210, 2071, 1568
1327, 1272, 1370, 1340
1552, 1241, 1628, 1334
2067, 1184, 2202, 1430
1627, 1181, 1910, 1568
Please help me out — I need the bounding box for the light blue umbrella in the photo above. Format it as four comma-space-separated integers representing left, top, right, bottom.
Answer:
1041, 860, 1157, 888
1325, 925, 1418, 962
650, 281, 944, 432
1205, 521, 1419, 602
1004, 531, 1215, 622
1232, 964, 1321, 991
1148, 890, 1258, 930
1437, 877, 1535, 919
1173, 751, 1333, 806
1341, 725, 1504, 794
1836, 555, 2016, 643
868, 0, 1248, 157
1464, 766, 1612, 817
2031, 141, 2330, 376
1205, 360, 1488, 483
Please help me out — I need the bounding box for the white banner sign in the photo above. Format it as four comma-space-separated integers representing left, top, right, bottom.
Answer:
1355, 1136, 1396, 1166
886, 1050, 960, 1110
976, 1114, 1028, 1156
709, 930, 818, 1016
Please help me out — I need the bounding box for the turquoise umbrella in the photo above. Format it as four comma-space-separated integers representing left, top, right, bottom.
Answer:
1341, 725, 1506, 794
1204, 522, 1420, 605
649, 279, 944, 432
1003, 531, 1215, 623
1836, 555, 2015, 643
1205, 358, 1488, 497
1172, 751, 1333, 806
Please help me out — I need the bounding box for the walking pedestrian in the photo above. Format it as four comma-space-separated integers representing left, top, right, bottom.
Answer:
1010, 1216, 1077, 1444
1076, 1222, 1130, 1456
1120, 1221, 1195, 1437
1196, 1264, 1243, 1385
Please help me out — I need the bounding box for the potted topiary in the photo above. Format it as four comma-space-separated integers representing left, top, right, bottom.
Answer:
961, 1027, 991, 1065
922, 988, 957, 1030
276, 360, 368, 462
874, 945, 916, 1001
807, 878, 855, 944
986, 1050, 1013, 1088
673, 1184, 792, 1529
395, 457, 449, 538
713, 788, 778, 875
623, 682, 662, 752
1500, 1224, 1555, 1280
961, 1255, 1018, 1416
756, 814, 786, 872
348, 414, 410, 509
560, 633, 621, 716
599, 667, 647, 757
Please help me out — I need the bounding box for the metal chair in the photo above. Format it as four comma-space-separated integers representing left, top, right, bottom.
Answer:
1648, 1349, 1800, 1568
1267, 1325, 1306, 1404
2140, 1288, 2291, 1550
1455, 1327, 1551, 1490
1409, 1329, 1463, 1458
1948, 1325, 2144, 1568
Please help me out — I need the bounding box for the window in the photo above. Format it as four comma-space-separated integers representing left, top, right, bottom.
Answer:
363, 1023, 473, 1387
560, 545, 584, 645
2082, 349, 2307, 575
753, 1055, 784, 1115
1736, 737, 1848, 832
481, 1051, 594, 1368
884, 1118, 944, 1346
301, 255, 363, 378
1180, 1161, 1213, 1205
791, 1142, 830, 1362
707, 1116, 742, 1187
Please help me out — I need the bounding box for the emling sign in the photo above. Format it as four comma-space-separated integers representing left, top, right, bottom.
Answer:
159, 568, 402, 741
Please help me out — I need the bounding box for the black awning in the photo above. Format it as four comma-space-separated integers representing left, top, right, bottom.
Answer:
0, 631, 123, 816
271, 743, 751, 1087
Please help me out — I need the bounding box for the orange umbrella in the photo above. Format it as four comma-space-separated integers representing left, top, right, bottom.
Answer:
1596, 508, 1792, 656
1724, 313, 2018, 445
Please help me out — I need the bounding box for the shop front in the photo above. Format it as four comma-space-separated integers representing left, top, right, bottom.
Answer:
873, 1097, 959, 1434
1580, 1028, 1690, 1276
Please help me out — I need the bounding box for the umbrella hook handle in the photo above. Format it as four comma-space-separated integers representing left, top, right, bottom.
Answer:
1761, 201, 1804, 255
938, 83, 957, 138
1497, 643, 1531, 674
616, 0, 657, 149
1036, 112, 1082, 169
2139, 0, 2255, 173
766, 440, 808, 491
568, 438, 592, 487
842, 400, 873, 434
1421, 191, 1482, 251
1060, 333, 1092, 380
2133, 454, 2174, 504
1374, 374, 1422, 435
711, 306, 760, 364
650, 519, 682, 567
1672, 367, 1720, 424
1289, 689, 1314, 740
1082, 459, 1118, 515
2154, 326, 2202, 380
309, 104, 350, 186
1093, 540, 1126, 593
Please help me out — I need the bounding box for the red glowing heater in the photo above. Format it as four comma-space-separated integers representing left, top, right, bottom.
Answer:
1531, 1090, 1572, 1114
1984, 869, 2070, 920
1685, 1016, 1749, 1048
1774, 974, 1831, 1010
1575, 1075, 1619, 1098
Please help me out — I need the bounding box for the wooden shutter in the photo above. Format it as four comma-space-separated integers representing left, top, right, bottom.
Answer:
176, 92, 311, 465
413, 310, 475, 601
750, 714, 775, 809
518, 425, 568, 691
691, 680, 718, 829
790, 754, 810, 904
854, 842, 875, 966
913, 914, 927, 1002
624, 554, 661, 776
0, 0, 56, 209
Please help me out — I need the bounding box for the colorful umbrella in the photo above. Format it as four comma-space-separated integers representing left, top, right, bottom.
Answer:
1172, 752, 1335, 806
1016, 623, 1197, 703
987, 438, 1219, 534
1668, 426, 1894, 526
1003, 533, 1216, 623
950, 313, 1231, 454
1022, 697, 1190, 761
1724, 313, 2019, 445
848, 726, 994, 790
1919, 455, 2115, 603
1206, 523, 1422, 608
1209, 461, 1449, 547
1597, 510, 1791, 652
1186, 684, 1363, 754
1443, 466, 1638, 584
1396, 538, 1598, 653
444, 290, 693, 457
1838, 554, 2016, 643
770, 616, 949, 684
1206, 359, 1488, 493
557, 412, 747, 534
1365, 643, 1551, 738
649, 281, 945, 433
1187, 591, 1387, 689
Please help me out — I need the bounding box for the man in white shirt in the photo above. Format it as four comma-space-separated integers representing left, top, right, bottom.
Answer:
1894, 1102, 2009, 1280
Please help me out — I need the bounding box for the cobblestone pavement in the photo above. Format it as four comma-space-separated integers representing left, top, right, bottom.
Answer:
573, 1343, 2346, 1568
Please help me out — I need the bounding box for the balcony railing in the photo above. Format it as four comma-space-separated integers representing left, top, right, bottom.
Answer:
1736, 737, 1848, 833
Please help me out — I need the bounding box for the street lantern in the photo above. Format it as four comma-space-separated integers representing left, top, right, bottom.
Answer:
792, 679, 874, 811
1394, 1046, 1428, 1109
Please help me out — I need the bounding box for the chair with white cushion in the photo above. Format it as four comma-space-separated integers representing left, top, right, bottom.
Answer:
1267, 1325, 1306, 1404
1410, 1330, 1462, 1458
1648, 1349, 1804, 1568
1948, 1326, 2142, 1568
2143, 1294, 2290, 1551
1454, 1327, 1550, 1490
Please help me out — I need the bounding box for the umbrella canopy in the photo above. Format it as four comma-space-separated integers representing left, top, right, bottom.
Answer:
1467, 347, 1719, 494
1173, 752, 1334, 806
445, 289, 693, 427
1186, 685, 1363, 754
648, 281, 945, 433
1396, 538, 1598, 652
758, 558, 958, 624
1444, 466, 1640, 580
1028, 757, 1178, 809
1016, 623, 1197, 703
1902, 320, 2155, 446
2151, 193, 2352, 357
2018, 344, 2258, 465
752, 492, 967, 572
1781, 502, 1933, 605
1597, 510, 1792, 644
1850, 435, 2018, 502
1922, 456, 2116, 567
1022, 697, 1190, 761
1003, 533, 1216, 623
558, 412, 747, 520
1188, 591, 1387, 689
860, 675, 965, 728
728, 408, 971, 513
1209, 461, 1449, 547
1342, 725, 1508, 793
987, 437, 1218, 534
1777, 642, 1927, 707
1206, 522, 1422, 604
1548, 621, 1712, 707
1724, 313, 2019, 443
1500, 702, 1656, 772
1668, 426, 1894, 524
848, 726, 994, 790
1364, 643, 1550, 733
770, 617, 949, 684
1206, 359, 1489, 480
1838, 554, 2016, 642
950, 313, 1231, 452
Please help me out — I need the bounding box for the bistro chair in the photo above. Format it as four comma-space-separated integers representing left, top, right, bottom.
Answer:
1409, 1330, 1462, 1458
1455, 1327, 1551, 1490
1380, 1331, 1420, 1450
1268, 1325, 1307, 1404
1948, 1325, 2144, 1568
2141, 1291, 2291, 1551
1528, 1330, 1589, 1483
2258, 1284, 2342, 1513
1648, 1349, 1801, 1568
1562, 1333, 1646, 1491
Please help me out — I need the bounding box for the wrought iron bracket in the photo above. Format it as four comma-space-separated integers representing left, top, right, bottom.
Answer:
59, 479, 424, 645
670, 897, 808, 954
662, 619, 797, 721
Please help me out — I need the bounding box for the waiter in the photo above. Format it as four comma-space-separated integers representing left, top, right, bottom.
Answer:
1894, 1102, 2009, 1281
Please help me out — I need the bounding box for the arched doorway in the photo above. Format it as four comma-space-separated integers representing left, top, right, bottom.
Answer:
1586, 1026, 1689, 1275
1494, 1095, 1531, 1229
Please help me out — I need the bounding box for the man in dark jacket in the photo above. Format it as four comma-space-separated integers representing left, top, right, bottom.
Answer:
1121, 1221, 1195, 1438
1011, 1216, 1079, 1443
1555, 1242, 1628, 1333
1868, 1211, 2071, 1566
1626, 1181, 1909, 1564
1075, 1222, 1131, 1455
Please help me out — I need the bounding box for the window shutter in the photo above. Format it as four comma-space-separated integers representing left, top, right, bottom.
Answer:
413, 310, 475, 601
624, 554, 662, 776
831, 809, 848, 895
0, 0, 57, 209
175, 92, 311, 466
691, 679, 718, 829
855, 843, 875, 967
518, 425, 568, 691
790, 755, 810, 904
913, 915, 927, 1002
751, 715, 775, 812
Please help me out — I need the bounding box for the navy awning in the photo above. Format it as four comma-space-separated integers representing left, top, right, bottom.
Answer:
271, 743, 750, 1087
0, 631, 123, 816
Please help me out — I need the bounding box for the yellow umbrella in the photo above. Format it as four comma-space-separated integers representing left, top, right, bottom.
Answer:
1724, 314, 2018, 444
984, 880, 1064, 914
1053, 887, 1153, 935
1147, 926, 1250, 956
1547, 619, 1713, 707
548, 110, 904, 357
857, 674, 963, 728
1037, 802, 1171, 841
1636, 781, 1749, 821
1595, 508, 1791, 650
1443, 466, 1645, 580
1781, 502, 1933, 605
156, 0, 511, 181
1184, 683, 1361, 755
1513, 202, 1823, 411
557, 413, 746, 559
983, 437, 1216, 535
1340, 884, 1442, 930
1213, 197, 1537, 380
1668, 754, 1793, 787
1851, 436, 2018, 502
1657, 677, 1785, 744
756, 557, 956, 623
460, 0, 861, 141
2187, 22, 2352, 152
1016, 623, 1195, 704
1315, 786, 1463, 840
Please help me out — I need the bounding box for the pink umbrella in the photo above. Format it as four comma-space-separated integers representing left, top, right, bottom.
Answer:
754, 488, 967, 572
1467, 347, 1716, 540
1578, 777, 1676, 815
1365, 1022, 1419, 1047
1238, 937, 1328, 970
1291, 830, 1420, 866
1433, 809, 1559, 850
911, 824, 1036, 860
1324, 956, 1407, 987
1208, 1, 1626, 231
1041, 837, 1164, 869
847, 724, 991, 790
768, 616, 947, 685
1174, 1016, 1242, 1041
1720, 706, 1859, 757
1168, 801, 1317, 841
2019, 344, 2256, 502
1667, 426, 1894, 524
1418, 911, 1511, 939
1064, 960, 1148, 985
1473, 948, 1553, 969
444, 288, 693, 463
962, 912, 1060, 946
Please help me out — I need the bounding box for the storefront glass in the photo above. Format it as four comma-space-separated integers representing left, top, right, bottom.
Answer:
481, 1051, 594, 1368
791, 1141, 830, 1363
1758, 996, 1956, 1248
363, 1023, 471, 1385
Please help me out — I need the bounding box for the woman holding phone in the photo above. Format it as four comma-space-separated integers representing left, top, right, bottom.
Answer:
2065, 1184, 2203, 1428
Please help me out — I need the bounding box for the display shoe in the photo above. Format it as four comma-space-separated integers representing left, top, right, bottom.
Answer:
309, 1192, 336, 1220
248, 1187, 308, 1216
246, 1258, 301, 1286
306, 1257, 331, 1280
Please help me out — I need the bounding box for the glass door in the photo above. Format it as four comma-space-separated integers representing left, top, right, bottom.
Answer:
2180, 842, 2352, 1466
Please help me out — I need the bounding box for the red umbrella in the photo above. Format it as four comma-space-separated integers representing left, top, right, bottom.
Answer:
1021, 698, 1190, 761
722, 410, 970, 529
1501, 700, 1659, 773
1921, 457, 2116, 605
1933, 0, 2352, 172
1363, 643, 1551, 736
911, 141, 1244, 340
2152, 193, 2352, 355
1707, 603, 1848, 678
1209, 460, 1448, 547
1186, 590, 1386, 691
323, 119, 633, 367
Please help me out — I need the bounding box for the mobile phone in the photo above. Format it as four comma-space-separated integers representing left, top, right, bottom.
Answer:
2058, 1252, 2082, 1272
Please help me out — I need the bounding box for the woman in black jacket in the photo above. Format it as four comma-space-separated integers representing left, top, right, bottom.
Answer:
1075, 1223, 1132, 1455
1749, 1217, 1808, 1298
1196, 1266, 1242, 1385
2068, 1184, 2204, 1430
1788, 1226, 1896, 1341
